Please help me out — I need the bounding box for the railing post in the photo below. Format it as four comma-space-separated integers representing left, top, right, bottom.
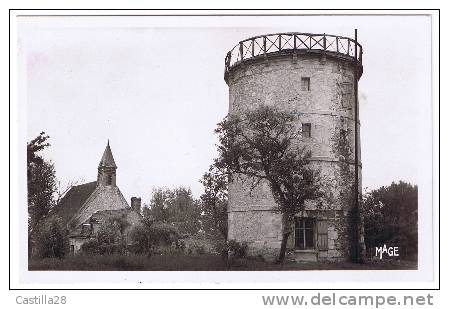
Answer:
224, 33, 362, 79
251, 39, 255, 57
263, 36, 267, 55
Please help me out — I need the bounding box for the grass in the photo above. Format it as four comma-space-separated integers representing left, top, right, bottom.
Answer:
28, 254, 417, 271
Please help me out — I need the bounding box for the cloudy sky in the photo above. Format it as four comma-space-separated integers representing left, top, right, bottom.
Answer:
18, 14, 432, 204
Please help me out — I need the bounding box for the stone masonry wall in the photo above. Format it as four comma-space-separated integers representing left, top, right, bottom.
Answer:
226, 53, 362, 262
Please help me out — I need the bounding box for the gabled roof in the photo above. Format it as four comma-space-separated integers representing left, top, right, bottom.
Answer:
98, 140, 117, 168
51, 181, 97, 227
68, 185, 130, 228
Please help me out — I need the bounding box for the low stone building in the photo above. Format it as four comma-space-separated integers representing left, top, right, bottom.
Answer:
51, 141, 142, 254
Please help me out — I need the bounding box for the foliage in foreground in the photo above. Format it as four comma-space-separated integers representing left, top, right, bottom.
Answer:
213, 105, 323, 262
362, 181, 418, 260
35, 218, 69, 259
27, 132, 57, 255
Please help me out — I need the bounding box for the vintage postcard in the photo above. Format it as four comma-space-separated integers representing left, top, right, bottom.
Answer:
10, 10, 438, 289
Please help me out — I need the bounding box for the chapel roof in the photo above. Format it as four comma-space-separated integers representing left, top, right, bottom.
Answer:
51, 181, 97, 227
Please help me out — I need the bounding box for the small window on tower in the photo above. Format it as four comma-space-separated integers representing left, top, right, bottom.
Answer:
302, 123, 311, 138
301, 77, 310, 91
106, 174, 112, 185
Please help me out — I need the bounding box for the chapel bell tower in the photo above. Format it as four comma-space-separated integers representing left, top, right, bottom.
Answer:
97, 140, 117, 187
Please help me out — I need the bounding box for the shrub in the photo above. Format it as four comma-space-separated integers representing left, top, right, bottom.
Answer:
227, 240, 248, 258
129, 219, 180, 255
363, 181, 418, 261
35, 218, 69, 259
214, 241, 229, 260
80, 239, 100, 255
187, 244, 205, 255
80, 239, 121, 255
80, 217, 126, 255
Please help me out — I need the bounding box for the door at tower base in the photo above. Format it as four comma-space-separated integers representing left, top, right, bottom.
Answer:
227, 209, 350, 262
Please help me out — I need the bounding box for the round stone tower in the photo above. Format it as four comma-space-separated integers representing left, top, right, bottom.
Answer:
224, 32, 364, 262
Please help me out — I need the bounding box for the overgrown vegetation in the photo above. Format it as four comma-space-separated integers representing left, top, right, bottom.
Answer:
27, 132, 57, 255
35, 218, 69, 259
128, 218, 180, 255
213, 105, 322, 263
81, 216, 129, 255
142, 187, 201, 236
362, 181, 418, 261
199, 165, 228, 242
27, 132, 70, 259
330, 123, 363, 262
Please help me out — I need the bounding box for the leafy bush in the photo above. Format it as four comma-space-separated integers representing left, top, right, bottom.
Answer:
363, 181, 418, 261
80, 239, 100, 255
214, 241, 229, 260
80, 217, 125, 255
227, 240, 248, 258
35, 218, 69, 259
215, 240, 248, 261
142, 187, 202, 236
129, 219, 180, 255
80, 239, 121, 255
187, 244, 205, 255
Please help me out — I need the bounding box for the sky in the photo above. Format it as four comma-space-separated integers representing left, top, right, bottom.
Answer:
18, 15, 432, 205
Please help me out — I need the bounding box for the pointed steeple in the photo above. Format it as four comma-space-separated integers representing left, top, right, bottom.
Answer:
97, 140, 117, 186
99, 139, 117, 168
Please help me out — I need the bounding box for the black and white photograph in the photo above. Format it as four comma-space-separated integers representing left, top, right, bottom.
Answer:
9, 10, 438, 289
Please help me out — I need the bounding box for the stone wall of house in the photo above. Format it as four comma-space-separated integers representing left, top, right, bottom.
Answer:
225, 53, 363, 262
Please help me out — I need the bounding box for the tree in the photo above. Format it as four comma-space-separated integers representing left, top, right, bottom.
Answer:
129, 218, 180, 255
362, 181, 418, 260
214, 105, 322, 263
27, 132, 57, 254
36, 218, 69, 258
143, 188, 171, 222
143, 187, 201, 236
199, 165, 228, 242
